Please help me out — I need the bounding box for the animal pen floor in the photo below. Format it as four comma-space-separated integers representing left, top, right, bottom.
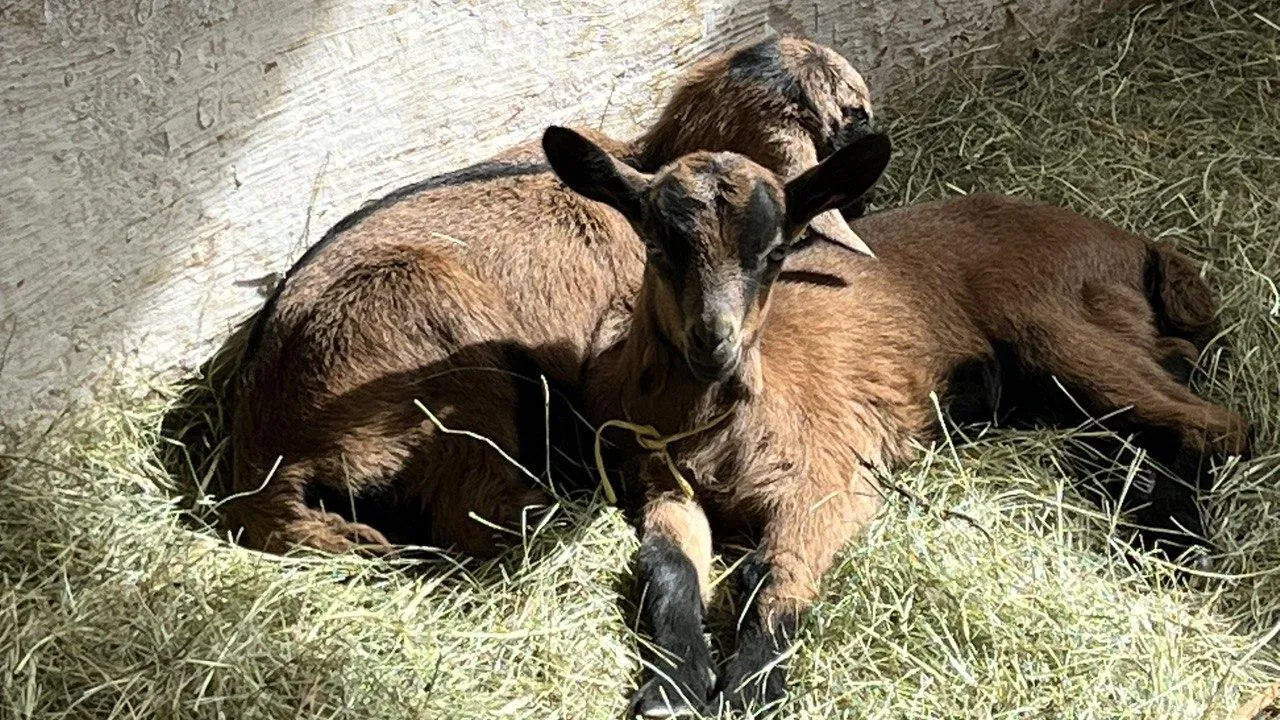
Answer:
2, 1, 1279, 718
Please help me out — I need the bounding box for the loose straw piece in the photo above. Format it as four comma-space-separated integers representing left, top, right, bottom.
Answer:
593, 410, 733, 504
1231, 682, 1280, 720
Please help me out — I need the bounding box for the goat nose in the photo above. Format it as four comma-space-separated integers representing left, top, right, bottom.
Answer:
691, 315, 737, 352
690, 325, 715, 352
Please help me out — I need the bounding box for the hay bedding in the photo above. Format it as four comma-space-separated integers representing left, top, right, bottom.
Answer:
2, 0, 1279, 717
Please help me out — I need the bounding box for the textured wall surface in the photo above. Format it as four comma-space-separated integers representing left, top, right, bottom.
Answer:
0, 0, 1119, 418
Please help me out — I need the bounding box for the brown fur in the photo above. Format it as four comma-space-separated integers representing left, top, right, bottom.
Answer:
595, 194, 1248, 599
642, 491, 715, 603
633, 36, 877, 252
566, 134, 1249, 710
635, 38, 873, 173
226, 37, 876, 556
497, 37, 873, 177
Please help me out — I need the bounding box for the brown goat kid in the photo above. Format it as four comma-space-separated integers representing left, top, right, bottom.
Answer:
544, 127, 1250, 717
227, 37, 877, 556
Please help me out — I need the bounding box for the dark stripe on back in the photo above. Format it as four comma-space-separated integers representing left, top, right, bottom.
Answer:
243, 159, 550, 356
727, 38, 824, 128
304, 159, 550, 274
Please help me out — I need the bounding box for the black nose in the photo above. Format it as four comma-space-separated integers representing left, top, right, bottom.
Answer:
838, 108, 876, 146
689, 315, 736, 355
686, 315, 741, 383
689, 323, 723, 353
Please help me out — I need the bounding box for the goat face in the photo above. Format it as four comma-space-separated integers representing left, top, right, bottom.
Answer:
543, 125, 891, 384
787, 41, 877, 162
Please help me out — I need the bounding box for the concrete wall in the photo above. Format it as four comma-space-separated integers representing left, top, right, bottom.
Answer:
0, 0, 1117, 419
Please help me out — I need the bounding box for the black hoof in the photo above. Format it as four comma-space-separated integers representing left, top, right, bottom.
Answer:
1157, 350, 1196, 386
1242, 422, 1258, 461
712, 663, 788, 717
628, 674, 709, 718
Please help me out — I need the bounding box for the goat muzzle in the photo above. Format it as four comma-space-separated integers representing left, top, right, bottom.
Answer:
686, 317, 741, 383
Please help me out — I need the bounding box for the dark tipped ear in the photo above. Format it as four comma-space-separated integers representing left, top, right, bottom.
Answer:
542, 126, 649, 219
783, 132, 891, 237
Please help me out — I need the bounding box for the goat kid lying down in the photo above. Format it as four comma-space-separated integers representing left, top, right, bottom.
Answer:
225, 36, 878, 557
543, 126, 1250, 717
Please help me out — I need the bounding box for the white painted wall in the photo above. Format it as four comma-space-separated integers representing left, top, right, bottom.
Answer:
0, 0, 1119, 419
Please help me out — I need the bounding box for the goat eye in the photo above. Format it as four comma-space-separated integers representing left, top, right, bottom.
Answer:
845, 107, 870, 124
767, 245, 787, 264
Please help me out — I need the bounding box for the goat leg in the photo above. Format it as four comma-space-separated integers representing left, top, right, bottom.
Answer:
1026, 315, 1252, 459
628, 492, 716, 719
714, 474, 882, 713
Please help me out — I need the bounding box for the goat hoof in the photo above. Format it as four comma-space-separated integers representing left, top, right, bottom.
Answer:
628, 675, 708, 718
1213, 414, 1253, 458
1183, 413, 1252, 459
712, 666, 788, 717
289, 513, 392, 555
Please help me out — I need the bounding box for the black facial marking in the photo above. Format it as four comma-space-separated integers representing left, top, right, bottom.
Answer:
630, 535, 715, 716
714, 554, 796, 713
739, 180, 783, 274
245, 160, 549, 356
647, 179, 707, 295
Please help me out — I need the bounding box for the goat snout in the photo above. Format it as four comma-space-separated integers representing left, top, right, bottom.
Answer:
686, 314, 741, 382
832, 113, 879, 221
836, 108, 877, 149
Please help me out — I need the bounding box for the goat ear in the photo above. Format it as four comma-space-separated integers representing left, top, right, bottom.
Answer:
783, 132, 890, 238
542, 126, 649, 219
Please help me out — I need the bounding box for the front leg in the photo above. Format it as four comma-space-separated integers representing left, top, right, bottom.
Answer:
712, 554, 797, 716
629, 492, 716, 719
715, 473, 882, 714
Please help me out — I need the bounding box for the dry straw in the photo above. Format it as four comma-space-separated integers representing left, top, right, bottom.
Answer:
2, 0, 1278, 717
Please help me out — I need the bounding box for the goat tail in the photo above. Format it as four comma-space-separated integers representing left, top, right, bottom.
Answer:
1144, 244, 1218, 348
